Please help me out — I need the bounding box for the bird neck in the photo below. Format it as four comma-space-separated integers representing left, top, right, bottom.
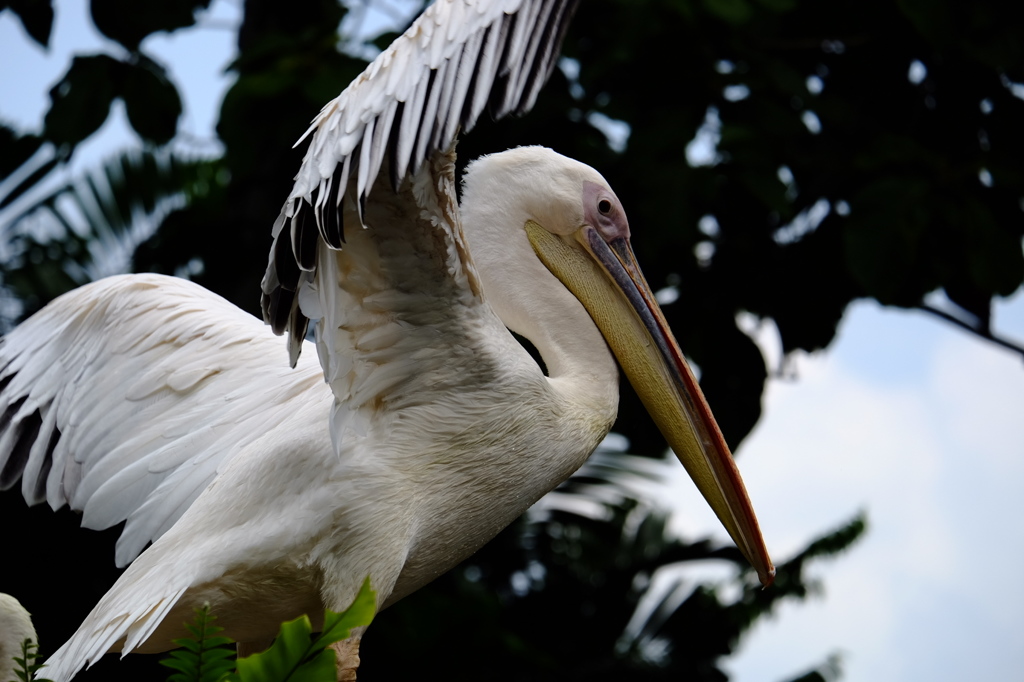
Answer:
459, 178, 619, 427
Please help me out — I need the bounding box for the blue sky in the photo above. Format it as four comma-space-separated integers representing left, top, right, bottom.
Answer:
3, 2, 1024, 680
721, 298, 1024, 680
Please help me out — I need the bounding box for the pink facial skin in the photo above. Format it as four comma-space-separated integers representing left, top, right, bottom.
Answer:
583, 180, 630, 242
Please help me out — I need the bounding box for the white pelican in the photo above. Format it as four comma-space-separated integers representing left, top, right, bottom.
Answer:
0, 0, 773, 679
0, 594, 38, 682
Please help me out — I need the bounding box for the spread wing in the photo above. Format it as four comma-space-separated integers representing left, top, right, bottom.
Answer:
261, 0, 580, 361
0, 0, 579, 569
0, 274, 327, 567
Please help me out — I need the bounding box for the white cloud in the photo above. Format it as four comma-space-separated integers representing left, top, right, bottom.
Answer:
665, 299, 1024, 681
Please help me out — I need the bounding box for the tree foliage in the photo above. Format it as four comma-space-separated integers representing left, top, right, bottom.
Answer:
0, 149, 221, 325
9, 638, 55, 682
232, 579, 375, 682
5, 0, 1020, 445
358, 458, 866, 681
160, 606, 238, 682
1, 0, 1020, 679
154, 580, 375, 682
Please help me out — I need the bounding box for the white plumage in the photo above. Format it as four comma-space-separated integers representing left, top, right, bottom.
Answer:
263, 0, 577, 361
1, 276, 328, 566
0, 1, 772, 680
0, 594, 38, 682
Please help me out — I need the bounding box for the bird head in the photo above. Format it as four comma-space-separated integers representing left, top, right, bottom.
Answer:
464, 146, 775, 586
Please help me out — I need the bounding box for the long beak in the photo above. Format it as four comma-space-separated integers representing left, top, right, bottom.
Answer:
525, 220, 775, 587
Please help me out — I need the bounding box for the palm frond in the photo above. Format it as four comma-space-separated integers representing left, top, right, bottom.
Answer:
0, 147, 223, 330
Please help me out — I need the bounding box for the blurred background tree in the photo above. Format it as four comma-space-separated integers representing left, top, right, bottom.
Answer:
2, 0, 1022, 679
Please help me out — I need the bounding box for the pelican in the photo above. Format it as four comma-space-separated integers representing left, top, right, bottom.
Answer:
0, 0, 773, 679
0, 594, 38, 682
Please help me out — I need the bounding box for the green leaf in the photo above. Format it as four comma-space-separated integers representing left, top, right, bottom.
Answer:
285, 651, 338, 682
43, 54, 123, 149
696, 319, 767, 447
121, 57, 183, 145
701, 0, 754, 24
843, 175, 930, 305
310, 578, 377, 651
897, 0, 956, 48
753, 0, 796, 12
159, 605, 236, 682
958, 197, 1024, 297
2, 0, 54, 47
89, 0, 212, 51
233, 579, 376, 682
232, 615, 317, 682
10, 638, 54, 682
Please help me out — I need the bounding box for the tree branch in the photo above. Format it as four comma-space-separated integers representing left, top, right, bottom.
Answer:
917, 304, 1024, 362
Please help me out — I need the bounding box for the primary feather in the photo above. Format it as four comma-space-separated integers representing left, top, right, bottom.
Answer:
262, 0, 579, 361
0, 2, 693, 680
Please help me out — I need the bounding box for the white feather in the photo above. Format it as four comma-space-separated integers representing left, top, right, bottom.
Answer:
0, 594, 37, 682
0, 3, 653, 681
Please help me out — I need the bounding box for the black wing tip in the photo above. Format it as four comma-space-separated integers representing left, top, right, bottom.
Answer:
322, 165, 346, 248
264, 0, 581, 343
34, 425, 58, 502
0, 395, 39, 492
264, 285, 294, 337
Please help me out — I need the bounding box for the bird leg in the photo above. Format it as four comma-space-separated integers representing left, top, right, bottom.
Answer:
330, 629, 364, 681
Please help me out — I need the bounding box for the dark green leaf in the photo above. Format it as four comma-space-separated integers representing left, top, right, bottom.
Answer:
0, 125, 44, 178
753, 0, 795, 12
43, 54, 123, 149
3, 0, 54, 47
9, 638, 54, 682
121, 58, 182, 145
698, 320, 767, 448
159, 605, 236, 682
233, 615, 316, 682
89, 0, 211, 51
702, 0, 754, 24
286, 652, 337, 682
233, 580, 375, 682
843, 175, 930, 305
897, 0, 956, 48
6, 1, 1024, 680
309, 578, 376, 651
370, 31, 402, 52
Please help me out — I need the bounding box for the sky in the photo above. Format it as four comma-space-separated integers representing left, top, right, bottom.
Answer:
718, 297, 1024, 681
2, 2, 1024, 681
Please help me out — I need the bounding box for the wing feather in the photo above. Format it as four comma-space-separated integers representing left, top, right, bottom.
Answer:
412, 59, 448, 178
261, 0, 580, 354
394, 69, 432, 183
0, 274, 326, 566
464, 20, 504, 130
442, 26, 483, 146
355, 117, 377, 217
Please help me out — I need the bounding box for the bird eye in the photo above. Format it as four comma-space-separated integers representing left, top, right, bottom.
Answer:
598, 199, 612, 215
